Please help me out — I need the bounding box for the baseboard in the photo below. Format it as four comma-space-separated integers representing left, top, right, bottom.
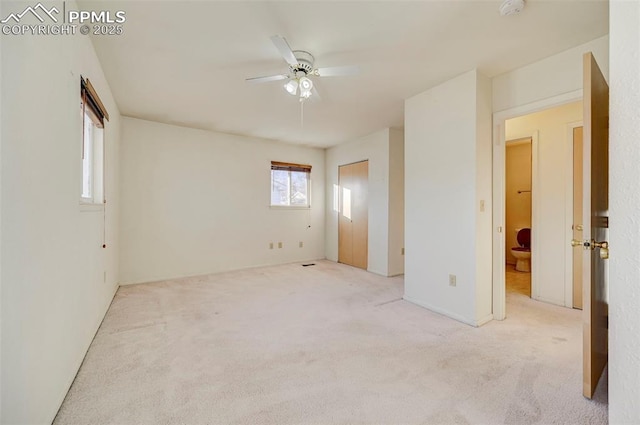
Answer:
403, 295, 479, 327
476, 313, 494, 326
120, 257, 327, 286
367, 268, 388, 277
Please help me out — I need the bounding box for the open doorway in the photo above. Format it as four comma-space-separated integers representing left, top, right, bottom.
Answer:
493, 98, 583, 319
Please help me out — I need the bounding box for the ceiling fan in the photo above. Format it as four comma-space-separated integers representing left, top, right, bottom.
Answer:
246, 35, 359, 102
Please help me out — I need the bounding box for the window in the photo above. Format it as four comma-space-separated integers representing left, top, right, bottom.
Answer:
80, 77, 109, 205
81, 106, 103, 203
270, 161, 311, 207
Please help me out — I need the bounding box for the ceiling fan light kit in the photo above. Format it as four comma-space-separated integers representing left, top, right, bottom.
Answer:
284, 79, 298, 95
298, 77, 313, 99
283, 51, 315, 101
247, 35, 359, 105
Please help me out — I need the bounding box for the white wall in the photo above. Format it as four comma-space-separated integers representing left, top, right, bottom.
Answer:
388, 128, 405, 276
493, 36, 609, 113
0, 7, 121, 424
505, 102, 582, 306
609, 1, 640, 422
325, 128, 404, 277
119, 118, 325, 284
404, 70, 492, 326
475, 73, 493, 324
0, 20, 4, 423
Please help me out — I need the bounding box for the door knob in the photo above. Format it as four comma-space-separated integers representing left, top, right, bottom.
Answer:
592, 241, 608, 249
592, 241, 609, 260
571, 239, 583, 247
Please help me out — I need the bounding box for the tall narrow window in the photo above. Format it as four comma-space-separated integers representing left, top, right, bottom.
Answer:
80, 77, 109, 205
270, 161, 311, 207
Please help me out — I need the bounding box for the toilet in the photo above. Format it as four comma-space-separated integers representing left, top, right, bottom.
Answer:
511, 228, 531, 272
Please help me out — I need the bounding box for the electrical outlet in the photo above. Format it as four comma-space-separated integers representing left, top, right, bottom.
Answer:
299, 241, 304, 248
278, 242, 283, 249
401, 248, 405, 255
269, 242, 274, 249
449, 274, 457, 287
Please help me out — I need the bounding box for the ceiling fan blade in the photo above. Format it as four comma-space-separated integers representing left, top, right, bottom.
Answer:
315, 65, 360, 77
246, 74, 289, 83
270, 35, 298, 67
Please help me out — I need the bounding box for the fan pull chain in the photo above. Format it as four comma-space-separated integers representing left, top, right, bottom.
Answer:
300, 98, 304, 128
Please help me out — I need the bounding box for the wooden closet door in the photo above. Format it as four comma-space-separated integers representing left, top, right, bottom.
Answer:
351, 161, 368, 269
338, 161, 368, 269
338, 164, 354, 266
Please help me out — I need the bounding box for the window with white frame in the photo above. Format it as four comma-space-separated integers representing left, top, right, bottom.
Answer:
270, 161, 311, 207
80, 77, 108, 204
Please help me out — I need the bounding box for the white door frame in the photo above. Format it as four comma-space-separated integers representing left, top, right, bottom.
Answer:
565, 120, 584, 308
531, 132, 540, 299
492, 89, 583, 320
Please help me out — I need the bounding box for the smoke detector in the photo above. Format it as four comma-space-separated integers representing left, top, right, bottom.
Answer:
499, 0, 525, 16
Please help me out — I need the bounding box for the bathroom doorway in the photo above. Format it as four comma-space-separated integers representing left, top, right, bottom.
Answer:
505, 138, 532, 298
493, 99, 584, 319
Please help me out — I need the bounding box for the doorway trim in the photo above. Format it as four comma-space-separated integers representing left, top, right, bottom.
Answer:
492, 89, 583, 320
565, 120, 584, 308
531, 132, 540, 299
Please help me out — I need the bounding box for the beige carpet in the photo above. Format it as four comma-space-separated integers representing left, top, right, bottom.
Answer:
54, 261, 607, 424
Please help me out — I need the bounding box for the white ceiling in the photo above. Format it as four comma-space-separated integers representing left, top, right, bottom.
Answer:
86, 0, 608, 148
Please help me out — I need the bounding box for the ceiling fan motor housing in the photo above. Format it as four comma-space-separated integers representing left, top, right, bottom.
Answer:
290, 50, 315, 75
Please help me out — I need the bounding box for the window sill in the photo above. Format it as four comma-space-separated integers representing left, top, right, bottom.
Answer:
80, 202, 105, 212
270, 205, 311, 210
